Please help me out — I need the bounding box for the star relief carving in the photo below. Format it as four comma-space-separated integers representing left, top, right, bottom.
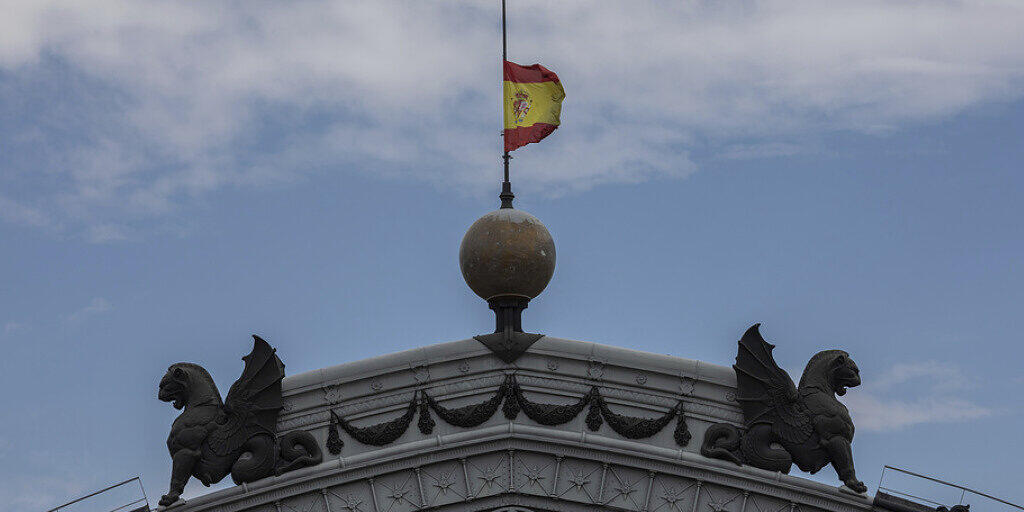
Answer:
614, 481, 638, 499
566, 469, 591, 491
522, 464, 547, 488
432, 470, 458, 496
337, 494, 363, 512
388, 488, 408, 501
709, 501, 730, 512
477, 465, 503, 491
380, 479, 413, 504
661, 486, 687, 512
704, 488, 742, 512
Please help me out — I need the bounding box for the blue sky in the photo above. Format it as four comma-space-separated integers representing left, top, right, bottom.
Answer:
1, 1, 1023, 510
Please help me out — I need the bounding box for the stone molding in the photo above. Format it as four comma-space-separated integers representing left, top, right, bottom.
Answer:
169, 434, 871, 512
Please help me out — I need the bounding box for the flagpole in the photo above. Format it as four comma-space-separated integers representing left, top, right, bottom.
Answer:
499, 0, 514, 209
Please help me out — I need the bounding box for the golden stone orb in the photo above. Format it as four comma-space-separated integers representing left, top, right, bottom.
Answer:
459, 208, 556, 301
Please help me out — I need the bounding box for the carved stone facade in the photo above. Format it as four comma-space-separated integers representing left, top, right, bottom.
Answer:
164, 337, 872, 512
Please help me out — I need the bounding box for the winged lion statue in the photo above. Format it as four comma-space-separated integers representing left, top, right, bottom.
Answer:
701, 324, 867, 493
157, 336, 322, 507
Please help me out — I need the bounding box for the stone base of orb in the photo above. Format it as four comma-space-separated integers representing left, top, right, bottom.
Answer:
473, 295, 544, 363
473, 331, 544, 363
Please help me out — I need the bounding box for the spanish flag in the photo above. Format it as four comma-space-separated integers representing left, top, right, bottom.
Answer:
503, 60, 565, 152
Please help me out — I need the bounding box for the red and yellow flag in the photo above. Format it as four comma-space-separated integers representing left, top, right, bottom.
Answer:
503, 60, 565, 152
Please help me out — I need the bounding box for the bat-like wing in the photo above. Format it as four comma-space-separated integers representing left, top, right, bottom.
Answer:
733, 324, 813, 444
225, 335, 285, 433
208, 335, 285, 456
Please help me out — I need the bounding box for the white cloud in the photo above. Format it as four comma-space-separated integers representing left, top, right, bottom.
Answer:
871, 360, 973, 392
2, 1, 1023, 239
845, 395, 991, 432
844, 360, 993, 432
65, 297, 113, 322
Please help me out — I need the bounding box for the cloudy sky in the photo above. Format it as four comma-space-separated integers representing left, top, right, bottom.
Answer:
1, 1, 1022, 510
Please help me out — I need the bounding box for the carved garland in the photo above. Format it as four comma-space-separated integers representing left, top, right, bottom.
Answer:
330, 393, 418, 448
325, 375, 691, 455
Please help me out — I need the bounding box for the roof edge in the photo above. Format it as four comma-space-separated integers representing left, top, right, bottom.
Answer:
281, 335, 737, 392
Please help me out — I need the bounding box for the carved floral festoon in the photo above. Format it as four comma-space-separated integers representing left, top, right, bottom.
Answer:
324, 374, 692, 454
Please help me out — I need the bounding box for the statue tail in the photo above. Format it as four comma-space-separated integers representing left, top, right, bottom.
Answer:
741, 424, 793, 473
230, 434, 277, 485
276, 430, 324, 475
701, 423, 744, 465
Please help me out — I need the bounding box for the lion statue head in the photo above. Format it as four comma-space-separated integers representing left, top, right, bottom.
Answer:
798, 349, 861, 396
159, 363, 221, 410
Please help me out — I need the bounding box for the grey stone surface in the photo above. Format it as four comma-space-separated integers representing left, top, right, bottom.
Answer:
161, 337, 873, 512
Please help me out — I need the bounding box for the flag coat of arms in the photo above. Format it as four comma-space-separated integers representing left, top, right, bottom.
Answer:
503, 60, 565, 152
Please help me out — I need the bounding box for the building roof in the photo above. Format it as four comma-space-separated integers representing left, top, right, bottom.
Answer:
168, 336, 876, 512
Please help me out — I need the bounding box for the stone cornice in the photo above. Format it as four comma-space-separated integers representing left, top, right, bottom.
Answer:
170, 428, 871, 512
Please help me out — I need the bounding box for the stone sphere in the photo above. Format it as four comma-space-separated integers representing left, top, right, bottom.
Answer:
459, 209, 556, 301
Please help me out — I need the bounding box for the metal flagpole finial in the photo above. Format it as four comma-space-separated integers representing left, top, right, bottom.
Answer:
500, 154, 514, 208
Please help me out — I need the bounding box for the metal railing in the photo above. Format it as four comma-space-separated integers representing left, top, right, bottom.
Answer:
46, 476, 150, 512
879, 465, 1023, 512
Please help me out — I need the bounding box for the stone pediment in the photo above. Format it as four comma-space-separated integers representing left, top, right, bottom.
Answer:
164, 336, 873, 512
